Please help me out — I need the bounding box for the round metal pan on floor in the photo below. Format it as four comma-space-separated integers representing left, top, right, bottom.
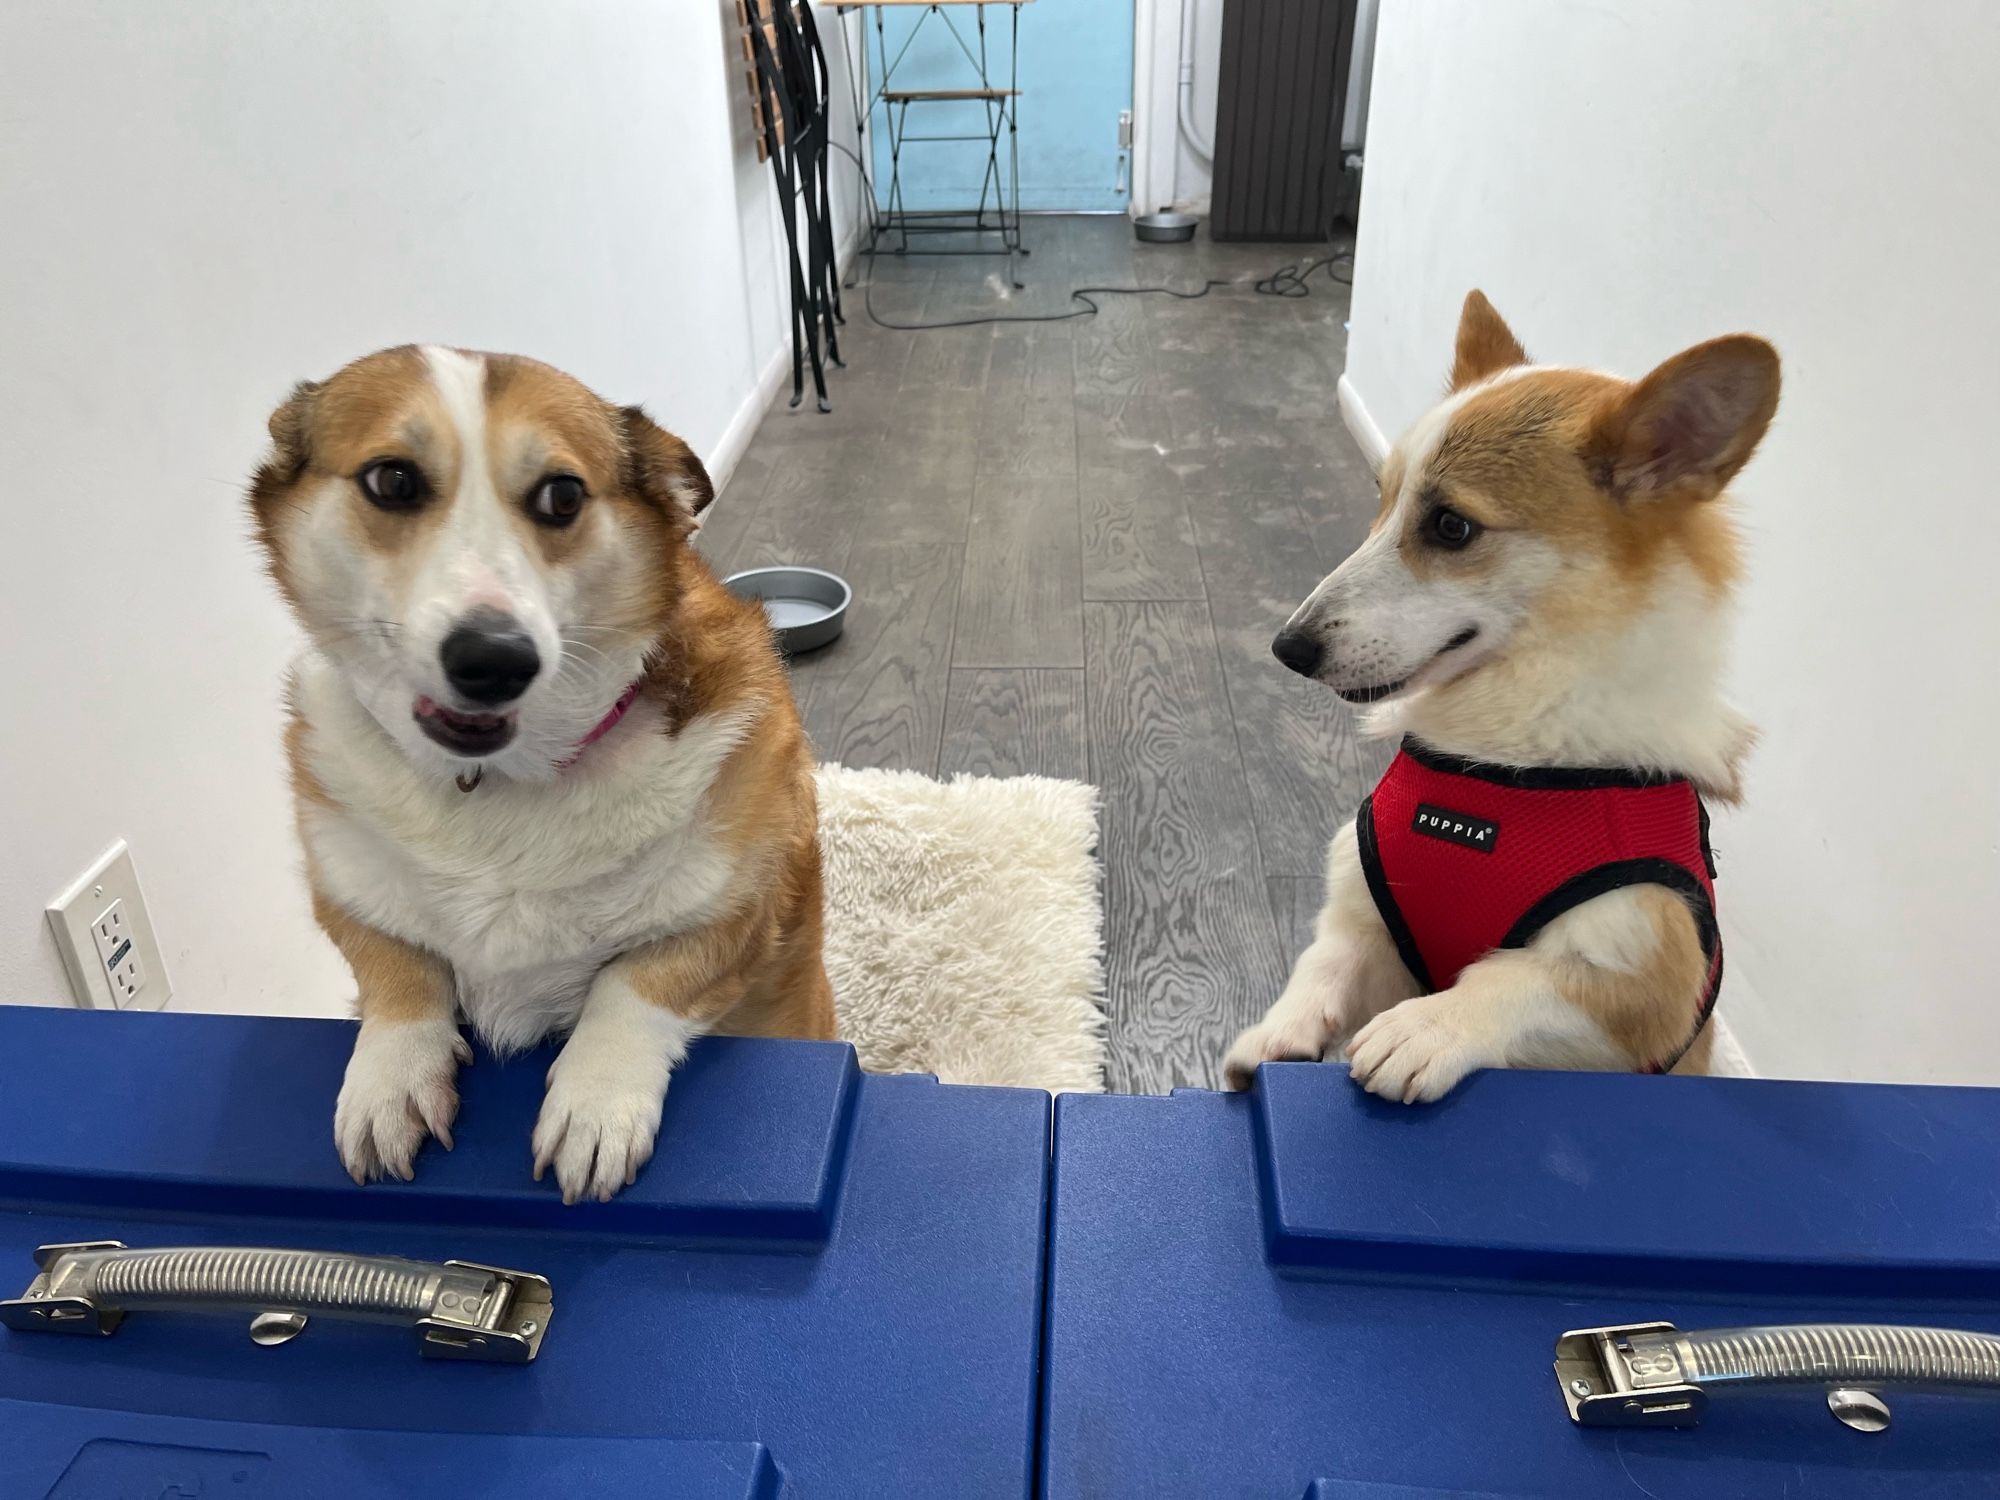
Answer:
723, 566, 852, 654
1133, 212, 1198, 243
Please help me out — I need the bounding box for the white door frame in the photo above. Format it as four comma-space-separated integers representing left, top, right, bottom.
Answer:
1128, 0, 1184, 217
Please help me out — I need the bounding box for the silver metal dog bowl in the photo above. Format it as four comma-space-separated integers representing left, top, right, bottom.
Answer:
724, 566, 851, 654
1134, 211, 1199, 244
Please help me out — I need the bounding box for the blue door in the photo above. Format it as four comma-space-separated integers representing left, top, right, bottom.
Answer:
852, 1, 1133, 214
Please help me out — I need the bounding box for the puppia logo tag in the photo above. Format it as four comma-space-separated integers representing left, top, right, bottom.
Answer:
1412, 804, 1499, 852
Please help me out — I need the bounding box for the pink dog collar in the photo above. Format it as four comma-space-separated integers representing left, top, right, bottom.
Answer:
558, 680, 643, 770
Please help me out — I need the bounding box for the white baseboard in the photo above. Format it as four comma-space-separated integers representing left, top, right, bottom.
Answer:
707, 342, 790, 500
708, 221, 867, 500
1336, 371, 1390, 467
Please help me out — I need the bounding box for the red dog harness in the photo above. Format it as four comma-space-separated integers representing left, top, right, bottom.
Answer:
1358, 739, 1722, 1072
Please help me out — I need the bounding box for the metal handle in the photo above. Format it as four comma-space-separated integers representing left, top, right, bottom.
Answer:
1557, 1320, 2000, 1431
0, 1241, 551, 1363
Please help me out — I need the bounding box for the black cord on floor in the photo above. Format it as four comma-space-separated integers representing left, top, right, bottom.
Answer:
854, 249, 1355, 333
860, 278, 1228, 331
1252, 254, 1354, 297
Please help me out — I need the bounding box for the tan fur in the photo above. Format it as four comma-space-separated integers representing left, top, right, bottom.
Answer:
1402, 368, 1746, 593
311, 888, 455, 1026
1544, 885, 1711, 1070
1449, 288, 1529, 392
626, 547, 837, 1042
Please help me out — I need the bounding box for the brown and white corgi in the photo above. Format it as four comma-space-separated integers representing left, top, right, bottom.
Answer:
251, 345, 834, 1201
1225, 292, 1779, 1102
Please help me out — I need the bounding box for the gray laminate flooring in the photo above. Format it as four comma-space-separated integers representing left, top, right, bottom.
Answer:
699, 214, 1389, 1093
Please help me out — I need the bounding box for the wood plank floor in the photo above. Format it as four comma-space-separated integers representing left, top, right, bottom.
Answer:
700, 215, 1389, 1093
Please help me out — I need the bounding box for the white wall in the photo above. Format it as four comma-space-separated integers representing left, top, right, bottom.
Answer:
0, 1, 859, 1016
1343, 0, 2000, 1085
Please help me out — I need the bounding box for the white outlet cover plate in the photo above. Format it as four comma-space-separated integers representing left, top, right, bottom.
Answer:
45, 841, 172, 1011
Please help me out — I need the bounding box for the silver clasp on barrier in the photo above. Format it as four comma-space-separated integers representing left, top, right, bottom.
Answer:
1556, 1319, 2000, 1432
0, 1240, 552, 1364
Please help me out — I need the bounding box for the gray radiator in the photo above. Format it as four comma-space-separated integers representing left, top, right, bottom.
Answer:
1211, 0, 1359, 241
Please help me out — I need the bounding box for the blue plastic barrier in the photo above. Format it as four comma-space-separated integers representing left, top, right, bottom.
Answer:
6, 1007, 2000, 1498
0, 1008, 1048, 1499
1042, 1064, 2000, 1498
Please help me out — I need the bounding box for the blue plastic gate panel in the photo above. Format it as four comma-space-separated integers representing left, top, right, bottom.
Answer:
0, 1008, 1048, 1499
5, 1008, 2000, 1498
1042, 1065, 2000, 1498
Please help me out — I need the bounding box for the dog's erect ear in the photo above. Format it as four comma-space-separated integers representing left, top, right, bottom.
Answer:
619, 405, 715, 533
1449, 289, 1529, 392
1587, 336, 1780, 499
262, 379, 322, 483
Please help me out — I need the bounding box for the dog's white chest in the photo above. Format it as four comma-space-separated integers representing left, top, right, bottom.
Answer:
294, 663, 750, 1049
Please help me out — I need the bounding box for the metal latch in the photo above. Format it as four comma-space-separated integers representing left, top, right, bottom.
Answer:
1557, 1319, 2000, 1432
1556, 1322, 1708, 1428
0, 1241, 552, 1363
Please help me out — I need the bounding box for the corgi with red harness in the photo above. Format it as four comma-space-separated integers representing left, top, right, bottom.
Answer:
1225, 293, 1779, 1101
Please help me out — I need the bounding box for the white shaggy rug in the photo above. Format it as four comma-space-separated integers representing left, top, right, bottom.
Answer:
815, 765, 1106, 1093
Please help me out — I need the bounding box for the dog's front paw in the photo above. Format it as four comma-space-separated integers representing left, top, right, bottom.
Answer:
1345, 996, 1489, 1104
334, 1017, 472, 1183
531, 1047, 668, 1205
1223, 1008, 1346, 1091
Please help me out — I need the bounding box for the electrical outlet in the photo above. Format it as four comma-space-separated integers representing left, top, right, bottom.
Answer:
90, 901, 147, 1004
46, 841, 171, 1011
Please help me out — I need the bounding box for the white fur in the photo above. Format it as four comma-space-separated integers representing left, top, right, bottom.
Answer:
409, 345, 559, 680
296, 655, 757, 1053
334, 1014, 473, 1182
1373, 565, 1751, 790
1223, 820, 1416, 1086
1343, 947, 1613, 1103
531, 970, 706, 1203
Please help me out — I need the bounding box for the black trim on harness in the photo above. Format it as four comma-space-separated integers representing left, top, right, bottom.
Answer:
1402, 737, 1687, 792
1355, 795, 1435, 993
1498, 856, 1722, 1073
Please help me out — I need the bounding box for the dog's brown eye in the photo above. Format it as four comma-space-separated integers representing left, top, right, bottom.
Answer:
529, 474, 586, 527
1428, 507, 1479, 549
358, 459, 427, 511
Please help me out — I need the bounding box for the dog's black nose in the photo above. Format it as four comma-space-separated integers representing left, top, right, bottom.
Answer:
1271, 628, 1324, 679
441, 610, 541, 704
